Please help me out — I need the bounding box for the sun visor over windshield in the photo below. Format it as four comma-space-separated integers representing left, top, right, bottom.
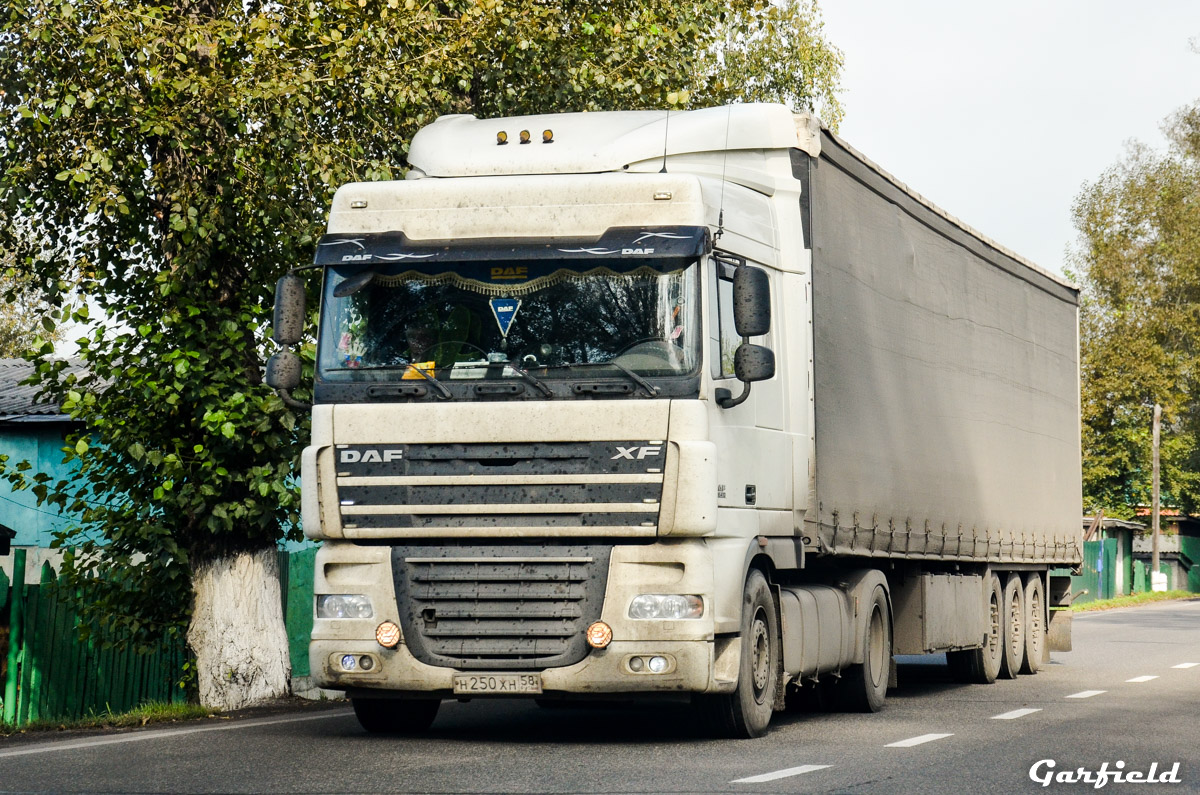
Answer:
314, 226, 709, 268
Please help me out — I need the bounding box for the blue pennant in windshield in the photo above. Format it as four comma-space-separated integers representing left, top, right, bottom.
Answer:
490, 297, 522, 339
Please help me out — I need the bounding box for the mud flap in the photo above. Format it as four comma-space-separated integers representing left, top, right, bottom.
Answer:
1047, 609, 1072, 652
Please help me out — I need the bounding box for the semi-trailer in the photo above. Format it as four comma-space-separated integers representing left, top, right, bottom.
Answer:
267, 104, 1082, 737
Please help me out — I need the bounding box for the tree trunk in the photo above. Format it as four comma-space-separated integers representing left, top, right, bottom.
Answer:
187, 547, 291, 711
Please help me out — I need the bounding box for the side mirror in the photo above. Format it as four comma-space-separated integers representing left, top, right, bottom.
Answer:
273, 273, 306, 346
265, 350, 301, 391
734, 343, 775, 383
733, 265, 771, 337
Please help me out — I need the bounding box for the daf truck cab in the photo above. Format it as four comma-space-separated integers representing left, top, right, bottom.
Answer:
268, 104, 1082, 738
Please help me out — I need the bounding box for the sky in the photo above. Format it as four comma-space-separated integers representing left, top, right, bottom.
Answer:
818, 0, 1200, 277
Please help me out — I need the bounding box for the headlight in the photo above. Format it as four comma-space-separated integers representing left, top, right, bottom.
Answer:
316, 594, 374, 619
628, 594, 703, 620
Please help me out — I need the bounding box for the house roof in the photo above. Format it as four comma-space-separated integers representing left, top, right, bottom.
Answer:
1082, 516, 1145, 532
0, 358, 83, 422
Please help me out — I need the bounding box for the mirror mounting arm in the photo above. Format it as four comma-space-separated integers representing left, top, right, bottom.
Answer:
716, 382, 752, 409
276, 388, 312, 410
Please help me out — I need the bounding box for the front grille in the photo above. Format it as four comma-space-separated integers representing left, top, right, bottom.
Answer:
336, 442, 664, 536
392, 544, 611, 670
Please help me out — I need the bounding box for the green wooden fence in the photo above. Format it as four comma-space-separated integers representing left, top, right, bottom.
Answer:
1, 550, 187, 727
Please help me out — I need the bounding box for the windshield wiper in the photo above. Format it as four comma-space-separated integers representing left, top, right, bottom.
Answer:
344, 357, 453, 400
502, 360, 554, 398
549, 360, 660, 397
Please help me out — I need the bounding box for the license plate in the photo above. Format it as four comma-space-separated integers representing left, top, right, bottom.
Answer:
453, 673, 543, 695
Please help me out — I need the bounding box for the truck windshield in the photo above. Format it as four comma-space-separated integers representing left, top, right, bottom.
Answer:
317, 259, 701, 387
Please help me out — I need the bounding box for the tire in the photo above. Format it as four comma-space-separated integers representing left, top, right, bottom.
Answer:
1020, 574, 1045, 675
947, 572, 1004, 684
700, 569, 779, 738
838, 584, 891, 713
351, 697, 440, 734
999, 574, 1024, 680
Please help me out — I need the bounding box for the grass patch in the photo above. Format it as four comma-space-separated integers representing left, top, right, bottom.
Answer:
1071, 590, 1197, 612
1, 701, 217, 736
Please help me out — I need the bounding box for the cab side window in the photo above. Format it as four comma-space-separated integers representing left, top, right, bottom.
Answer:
713, 257, 740, 379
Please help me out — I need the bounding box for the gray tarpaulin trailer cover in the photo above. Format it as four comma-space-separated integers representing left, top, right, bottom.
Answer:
800, 131, 1081, 565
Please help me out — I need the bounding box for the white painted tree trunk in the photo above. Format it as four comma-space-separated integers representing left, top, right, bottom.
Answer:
187, 548, 292, 711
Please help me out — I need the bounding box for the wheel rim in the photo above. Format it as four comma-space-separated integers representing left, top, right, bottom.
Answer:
1008, 588, 1023, 659
750, 607, 771, 698
988, 590, 1001, 657
867, 604, 886, 688
1029, 589, 1043, 648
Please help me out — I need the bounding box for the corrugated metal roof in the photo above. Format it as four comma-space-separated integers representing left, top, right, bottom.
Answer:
0, 358, 83, 420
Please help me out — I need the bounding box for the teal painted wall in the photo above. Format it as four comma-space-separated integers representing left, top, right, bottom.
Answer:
0, 425, 79, 548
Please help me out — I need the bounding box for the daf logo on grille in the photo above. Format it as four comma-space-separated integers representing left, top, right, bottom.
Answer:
340, 448, 404, 463
611, 445, 662, 460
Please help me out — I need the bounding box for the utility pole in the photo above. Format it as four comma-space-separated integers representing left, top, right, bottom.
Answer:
1151, 403, 1163, 591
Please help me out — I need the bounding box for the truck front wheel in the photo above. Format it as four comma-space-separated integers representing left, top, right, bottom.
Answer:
351, 697, 440, 734
700, 569, 779, 738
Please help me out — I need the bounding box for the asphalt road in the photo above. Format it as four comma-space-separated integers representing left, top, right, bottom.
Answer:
2, 599, 1198, 794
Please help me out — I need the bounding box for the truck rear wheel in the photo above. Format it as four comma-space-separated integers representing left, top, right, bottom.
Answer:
1020, 574, 1045, 675
838, 584, 891, 712
351, 697, 440, 734
700, 569, 779, 738
947, 572, 1003, 684
999, 574, 1024, 679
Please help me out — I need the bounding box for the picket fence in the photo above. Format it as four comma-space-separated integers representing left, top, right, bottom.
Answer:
1, 549, 187, 726
2, 548, 318, 727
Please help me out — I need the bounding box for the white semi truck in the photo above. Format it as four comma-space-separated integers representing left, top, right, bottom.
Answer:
267, 104, 1083, 738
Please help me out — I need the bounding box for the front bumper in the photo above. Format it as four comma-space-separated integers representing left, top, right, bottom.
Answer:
312, 637, 716, 695
310, 538, 727, 696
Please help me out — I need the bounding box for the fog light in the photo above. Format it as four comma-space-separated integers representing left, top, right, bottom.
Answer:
628, 656, 644, 672
648, 655, 669, 674
359, 655, 374, 671
376, 621, 401, 649
340, 654, 357, 672
586, 621, 613, 649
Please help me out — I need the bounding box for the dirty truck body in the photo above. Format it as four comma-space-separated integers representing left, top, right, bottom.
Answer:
294, 104, 1083, 737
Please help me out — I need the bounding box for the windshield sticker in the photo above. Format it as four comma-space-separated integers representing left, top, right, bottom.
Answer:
490, 266, 529, 281
490, 297, 522, 338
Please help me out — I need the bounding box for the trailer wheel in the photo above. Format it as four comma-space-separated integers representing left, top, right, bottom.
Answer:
999, 574, 1024, 679
351, 697, 440, 734
1019, 574, 1045, 675
947, 572, 1004, 684
699, 569, 779, 738
838, 584, 891, 712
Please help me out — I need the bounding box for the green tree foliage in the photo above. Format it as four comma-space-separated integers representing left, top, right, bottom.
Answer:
0, 0, 842, 661
0, 267, 61, 358
1073, 101, 1200, 517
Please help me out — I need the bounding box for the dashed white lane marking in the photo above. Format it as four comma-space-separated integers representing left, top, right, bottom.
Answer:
992, 708, 1042, 720
1065, 690, 1106, 698
885, 733, 954, 748
0, 710, 353, 759
731, 765, 832, 784
1126, 675, 1159, 683
1172, 662, 1199, 669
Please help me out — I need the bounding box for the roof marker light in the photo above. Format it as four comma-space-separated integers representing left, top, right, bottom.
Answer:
497, 131, 508, 146
519, 130, 531, 144
542, 129, 554, 144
